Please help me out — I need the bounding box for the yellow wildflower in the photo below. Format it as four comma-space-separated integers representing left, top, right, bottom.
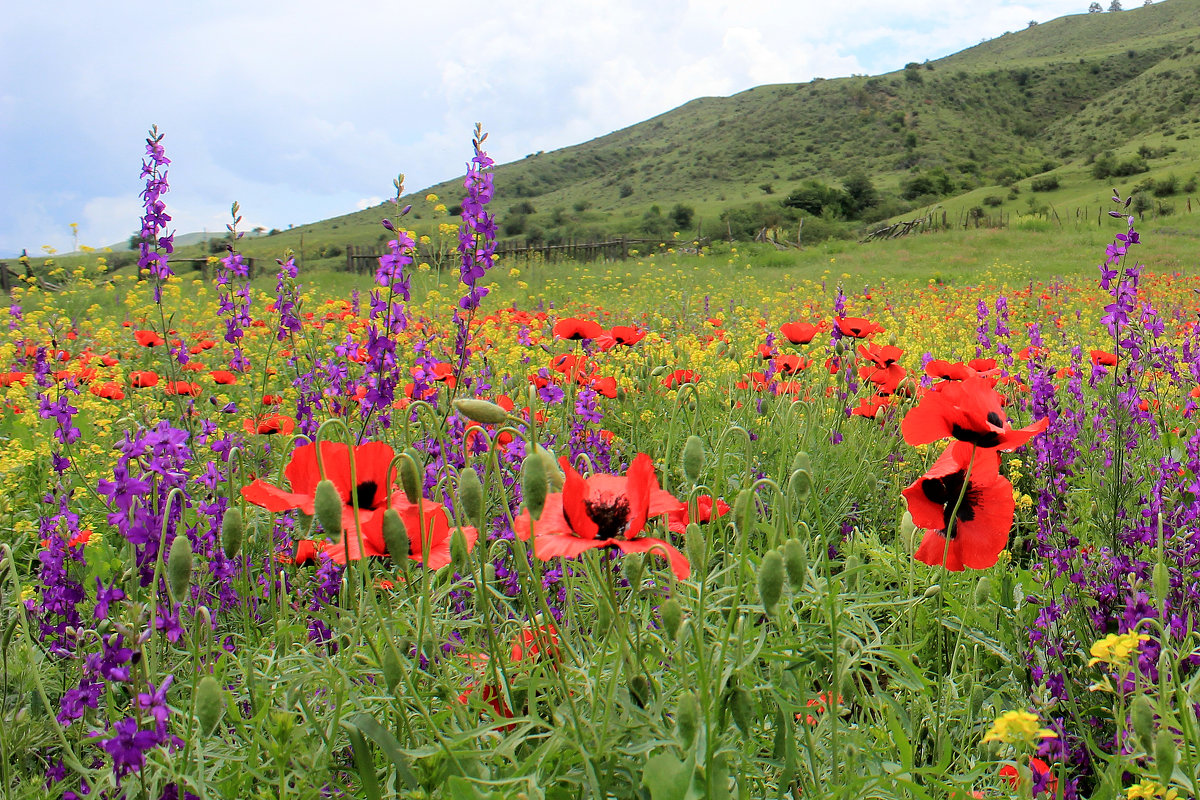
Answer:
1127, 782, 1178, 800
981, 710, 1057, 747
1089, 632, 1150, 668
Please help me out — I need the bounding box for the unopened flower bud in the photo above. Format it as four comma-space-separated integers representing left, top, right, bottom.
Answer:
535, 445, 563, 492
1131, 694, 1155, 755
734, 488, 755, 536
685, 523, 706, 574
791, 450, 812, 476
449, 527, 470, 571
758, 550, 785, 615
382, 218, 395, 232
381, 642, 403, 695
1156, 728, 1178, 785
167, 535, 193, 603
783, 538, 806, 591
195, 676, 224, 737
661, 598, 683, 640
923, 584, 941, 599
622, 552, 644, 590
522, 452, 548, 520
681, 435, 705, 484
974, 575, 993, 606
729, 685, 756, 736
675, 692, 700, 746
398, 452, 422, 504
455, 398, 509, 426
458, 467, 484, 530
382, 508, 409, 562
221, 506, 243, 559
900, 511, 919, 550
314, 479, 343, 535
787, 469, 812, 505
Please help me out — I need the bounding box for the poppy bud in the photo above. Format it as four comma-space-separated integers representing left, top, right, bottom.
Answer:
758, 550, 785, 615
969, 683, 984, 716
535, 445, 564, 492
844, 554, 860, 592
381, 641, 403, 695
458, 467, 484, 530
792, 450, 812, 475
650, 364, 668, 377
685, 523, 706, 576
681, 435, 705, 484
596, 595, 613, 632
398, 452, 422, 504
787, 469, 812, 506
314, 479, 343, 535
783, 538, 806, 591
1156, 728, 1178, 785
522, 452, 548, 520
449, 527, 470, 571
661, 598, 683, 640
729, 685, 756, 736
221, 506, 243, 559
484, 563, 497, 585
167, 534, 193, 603
734, 488, 755, 536
1131, 694, 1155, 755
1153, 559, 1169, 613
974, 575, 993, 606
382, 508, 409, 562
900, 511, 918, 550
630, 675, 651, 708
675, 692, 700, 746
923, 584, 941, 599
622, 552, 644, 590
453, 397, 510, 425
195, 676, 224, 737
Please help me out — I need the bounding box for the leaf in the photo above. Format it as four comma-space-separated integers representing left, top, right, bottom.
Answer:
642, 749, 698, 800
340, 720, 382, 800
341, 712, 420, 793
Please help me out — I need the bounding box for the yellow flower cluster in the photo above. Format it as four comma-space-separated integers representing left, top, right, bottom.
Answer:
981, 710, 1057, 747
1089, 632, 1151, 668
1127, 782, 1179, 800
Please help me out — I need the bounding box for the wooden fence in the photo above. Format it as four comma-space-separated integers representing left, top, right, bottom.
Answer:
344, 237, 647, 274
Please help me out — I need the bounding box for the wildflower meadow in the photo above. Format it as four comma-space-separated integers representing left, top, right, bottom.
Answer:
4, 125, 1200, 800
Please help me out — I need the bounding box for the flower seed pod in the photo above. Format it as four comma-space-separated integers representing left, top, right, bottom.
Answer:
535, 444, 564, 492
782, 538, 806, 591
923, 584, 941, 599
622, 552, 644, 590
398, 452, 422, 504
220, 506, 243, 560
453, 397, 510, 425
787, 469, 812, 505
974, 575, 993, 606
381, 641, 403, 695
458, 467, 484, 530
1131, 694, 1155, 756
1156, 727, 1178, 785
900, 510, 919, 550
685, 523, 706, 576
681, 435, 705, 484
314, 479, 343, 535
167, 534, 193, 604
195, 676, 224, 737
729, 685, 756, 736
791, 450, 812, 476
843, 554, 859, 593
382, 508, 409, 562
675, 692, 700, 746
522, 452, 548, 520
661, 598, 683, 640
758, 550, 785, 615
734, 488, 755, 536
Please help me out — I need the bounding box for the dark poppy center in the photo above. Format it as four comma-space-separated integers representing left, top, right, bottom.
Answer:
920, 470, 976, 537
585, 495, 631, 540
951, 424, 1001, 448
353, 480, 379, 510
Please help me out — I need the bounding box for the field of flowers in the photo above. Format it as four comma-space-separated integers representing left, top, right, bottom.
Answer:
3, 127, 1200, 800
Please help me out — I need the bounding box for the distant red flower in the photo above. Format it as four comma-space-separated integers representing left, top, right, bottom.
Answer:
667, 495, 730, 534
243, 414, 296, 436
134, 329, 164, 347
553, 317, 603, 341
130, 371, 159, 388
775, 354, 812, 375
779, 321, 826, 345
210, 370, 237, 385
967, 357, 998, 374
262, 394, 284, 405
394, 498, 479, 570
164, 381, 200, 396
0, 372, 28, 387
242, 440, 397, 562
834, 317, 884, 338
851, 395, 890, 418
798, 692, 843, 725
999, 757, 1058, 796
89, 381, 125, 400
41, 528, 92, 549
1089, 349, 1118, 367
663, 369, 699, 389
901, 376, 1047, 450
589, 375, 619, 398
514, 453, 689, 579
925, 360, 974, 382
608, 325, 646, 346
902, 442, 1014, 571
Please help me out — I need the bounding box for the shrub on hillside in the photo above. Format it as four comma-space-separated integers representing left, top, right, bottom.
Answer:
1030, 175, 1060, 192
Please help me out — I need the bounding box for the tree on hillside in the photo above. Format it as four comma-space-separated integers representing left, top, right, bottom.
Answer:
1108, 0, 1122, 9
1088, 2, 1102, 10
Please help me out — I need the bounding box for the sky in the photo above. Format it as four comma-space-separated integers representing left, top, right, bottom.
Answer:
0, 0, 1097, 258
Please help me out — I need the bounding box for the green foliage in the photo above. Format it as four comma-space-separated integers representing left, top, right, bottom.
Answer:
1030, 175, 1060, 191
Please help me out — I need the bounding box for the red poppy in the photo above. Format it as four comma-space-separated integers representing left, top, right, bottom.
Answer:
834, 317, 884, 338
181, 362, 205, 373
775, 354, 812, 375
967, 357, 998, 374
1016, 345, 1048, 361
262, 394, 284, 405
663, 369, 699, 389
164, 381, 201, 396
738, 371, 769, 391
797, 692, 843, 725
280, 538, 331, 565
395, 498, 478, 570
0, 372, 28, 387
901, 376, 1047, 450
607, 325, 646, 346
779, 321, 826, 345
210, 370, 237, 385
667, 495, 730, 534
130, 371, 159, 388
550, 353, 596, 383
859, 362, 906, 394
553, 317, 603, 341
999, 757, 1058, 796
100, 355, 120, 367
244, 414, 296, 436
1089, 349, 1118, 367
589, 375, 618, 398
902, 442, 1014, 571
851, 395, 890, 418
514, 453, 689, 579
925, 360, 974, 382
134, 329, 164, 347
857, 343, 903, 368
41, 528, 92, 549
241, 440, 398, 562
89, 381, 125, 400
